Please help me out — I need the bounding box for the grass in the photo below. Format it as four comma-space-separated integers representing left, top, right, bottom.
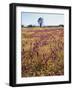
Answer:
21, 27, 64, 77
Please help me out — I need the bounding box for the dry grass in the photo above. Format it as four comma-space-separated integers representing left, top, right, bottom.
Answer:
21, 27, 64, 77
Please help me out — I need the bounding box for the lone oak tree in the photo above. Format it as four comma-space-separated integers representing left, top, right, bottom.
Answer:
38, 17, 43, 27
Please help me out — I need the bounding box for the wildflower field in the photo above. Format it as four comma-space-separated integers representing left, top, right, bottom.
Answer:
21, 27, 64, 77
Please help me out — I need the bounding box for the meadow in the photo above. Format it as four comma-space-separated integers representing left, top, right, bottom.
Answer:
21, 27, 64, 77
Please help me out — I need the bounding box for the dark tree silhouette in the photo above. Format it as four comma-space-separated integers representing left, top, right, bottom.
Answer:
59, 24, 64, 27
21, 25, 24, 28
38, 17, 43, 27
27, 24, 33, 27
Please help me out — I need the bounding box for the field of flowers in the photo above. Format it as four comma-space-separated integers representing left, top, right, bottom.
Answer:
21, 27, 64, 77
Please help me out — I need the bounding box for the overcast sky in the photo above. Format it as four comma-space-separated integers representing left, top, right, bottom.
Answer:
21, 12, 64, 26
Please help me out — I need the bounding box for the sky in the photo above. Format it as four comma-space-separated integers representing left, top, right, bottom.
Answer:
21, 12, 64, 26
